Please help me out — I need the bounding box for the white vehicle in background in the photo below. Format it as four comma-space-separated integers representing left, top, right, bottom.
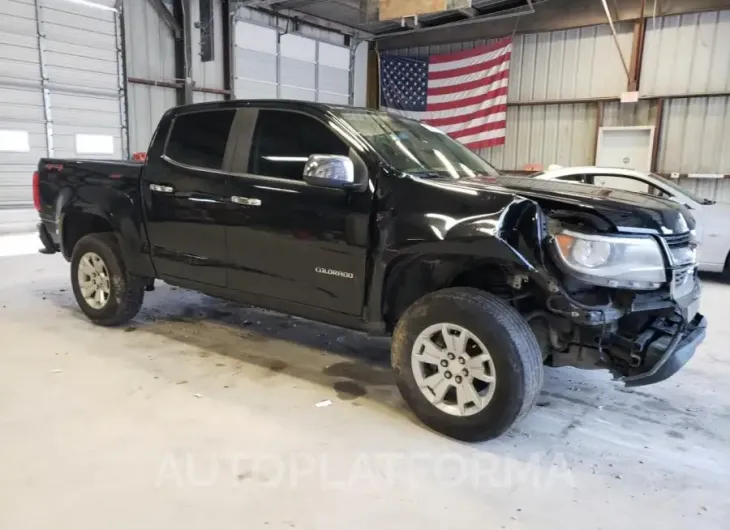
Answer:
533, 166, 730, 274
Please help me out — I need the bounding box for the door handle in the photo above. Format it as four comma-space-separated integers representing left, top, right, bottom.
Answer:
150, 184, 174, 193
231, 196, 262, 207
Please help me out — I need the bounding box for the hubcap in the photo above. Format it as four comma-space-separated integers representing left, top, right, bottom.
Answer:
411, 323, 497, 417
77, 252, 111, 310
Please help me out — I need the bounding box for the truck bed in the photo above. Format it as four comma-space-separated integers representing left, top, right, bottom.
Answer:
36, 158, 145, 254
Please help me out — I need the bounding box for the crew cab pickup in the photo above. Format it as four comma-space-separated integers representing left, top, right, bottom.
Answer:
35, 100, 706, 441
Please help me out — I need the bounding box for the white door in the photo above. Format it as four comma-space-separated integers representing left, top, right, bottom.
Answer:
596, 125, 654, 167
594, 127, 656, 194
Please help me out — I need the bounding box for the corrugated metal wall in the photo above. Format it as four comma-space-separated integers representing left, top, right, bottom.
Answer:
389, 23, 632, 169
385, 9, 730, 200
508, 24, 633, 102
641, 10, 730, 96
486, 103, 598, 169
642, 10, 730, 177
123, 0, 178, 154
657, 96, 730, 175
602, 100, 658, 128
124, 0, 227, 152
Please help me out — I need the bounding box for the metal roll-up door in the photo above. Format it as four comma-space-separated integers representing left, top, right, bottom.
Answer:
233, 18, 354, 104
0, 0, 126, 222
317, 42, 350, 104
0, 0, 45, 209
39, 0, 126, 160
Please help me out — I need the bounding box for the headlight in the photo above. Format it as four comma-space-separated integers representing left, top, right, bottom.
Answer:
553, 229, 666, 289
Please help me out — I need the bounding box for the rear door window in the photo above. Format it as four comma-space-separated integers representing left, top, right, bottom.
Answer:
165, 109, 236, 170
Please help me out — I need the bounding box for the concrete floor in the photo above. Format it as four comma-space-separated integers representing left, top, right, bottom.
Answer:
1, 242, 729, 530
0, 208, 36, 236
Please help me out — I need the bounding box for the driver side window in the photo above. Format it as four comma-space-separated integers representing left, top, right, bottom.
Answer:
248, 110, 349, 181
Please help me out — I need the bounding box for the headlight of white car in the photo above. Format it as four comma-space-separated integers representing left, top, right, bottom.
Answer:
553, 229, 666, 289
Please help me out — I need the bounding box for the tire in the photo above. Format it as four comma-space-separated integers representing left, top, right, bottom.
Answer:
391, 287, 543, 441
70, 232, 144, 327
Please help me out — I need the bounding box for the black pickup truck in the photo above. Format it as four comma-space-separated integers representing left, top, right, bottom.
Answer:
35, 100, 706, 441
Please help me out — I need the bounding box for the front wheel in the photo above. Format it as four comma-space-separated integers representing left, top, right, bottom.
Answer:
70, 232, 144, 326
391, 288, 543, 441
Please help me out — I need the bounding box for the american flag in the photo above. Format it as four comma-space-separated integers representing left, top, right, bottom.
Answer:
379, 39, 512, 150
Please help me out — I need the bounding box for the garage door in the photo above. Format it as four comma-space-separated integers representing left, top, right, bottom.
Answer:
0, 0, 126, 210
233, 20, 352, 104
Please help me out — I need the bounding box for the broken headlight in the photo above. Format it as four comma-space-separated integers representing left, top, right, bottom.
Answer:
553, 229, 666, 289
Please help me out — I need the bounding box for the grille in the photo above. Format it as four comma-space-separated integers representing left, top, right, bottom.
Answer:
662, 232, 697, 299
662, 232, 696, 267
672, 264, 696, 299
663, 232, 692, 248
673, 265, 693, 287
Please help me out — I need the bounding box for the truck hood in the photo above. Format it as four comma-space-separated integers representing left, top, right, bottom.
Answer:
451, 175, 695, 234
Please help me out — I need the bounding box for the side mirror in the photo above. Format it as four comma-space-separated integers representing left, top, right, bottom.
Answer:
303, 155, 356, 189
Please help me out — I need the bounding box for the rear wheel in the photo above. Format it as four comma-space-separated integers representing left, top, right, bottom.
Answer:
391, 288, 543, 441
70, 233, 144, 326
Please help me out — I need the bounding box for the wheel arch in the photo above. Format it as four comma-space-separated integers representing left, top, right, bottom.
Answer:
60, 209, 113, 260
57, 192, 155, 278
376, 243, 537, 331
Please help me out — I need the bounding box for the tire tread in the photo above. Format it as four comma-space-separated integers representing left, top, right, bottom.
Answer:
71, 232, 144, 327
392, 287, 543, 441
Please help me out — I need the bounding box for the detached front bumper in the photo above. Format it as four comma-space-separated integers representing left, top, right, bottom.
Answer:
621, 312, 706, 387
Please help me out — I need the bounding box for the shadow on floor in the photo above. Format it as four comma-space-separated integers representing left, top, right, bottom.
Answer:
42, 282, 723, 448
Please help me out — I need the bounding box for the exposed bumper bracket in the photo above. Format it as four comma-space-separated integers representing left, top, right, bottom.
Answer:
621, 313, 706, 387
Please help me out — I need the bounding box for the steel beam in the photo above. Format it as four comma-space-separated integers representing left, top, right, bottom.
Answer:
146, 0, 182, 38
233, 2, 374, 39
267, 7, 374, 39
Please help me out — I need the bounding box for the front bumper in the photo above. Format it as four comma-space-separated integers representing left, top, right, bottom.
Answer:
621, 312, 706, 387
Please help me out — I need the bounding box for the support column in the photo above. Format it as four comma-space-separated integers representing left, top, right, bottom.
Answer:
114, 1, 129, 157
33, 0, 53, 157
348, 39, 357, 105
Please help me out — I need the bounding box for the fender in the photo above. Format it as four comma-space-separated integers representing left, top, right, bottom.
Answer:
364, 197, 553, 326
57, 183, 156, 279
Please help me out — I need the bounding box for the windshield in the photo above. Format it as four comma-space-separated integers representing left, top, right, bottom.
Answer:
336, 109, 499, 179
651, 174, 714, 204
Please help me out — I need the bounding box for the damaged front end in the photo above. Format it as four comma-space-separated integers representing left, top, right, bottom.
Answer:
529, 224, 706, 387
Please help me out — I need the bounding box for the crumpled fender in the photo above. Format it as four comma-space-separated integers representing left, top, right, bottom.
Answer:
365, 197, 552, 325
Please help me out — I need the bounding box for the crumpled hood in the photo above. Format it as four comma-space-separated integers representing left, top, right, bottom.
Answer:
450, 175, 695, 234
